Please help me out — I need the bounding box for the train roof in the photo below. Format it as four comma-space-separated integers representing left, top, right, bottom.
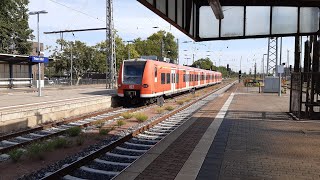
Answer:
123, 59, 221, 74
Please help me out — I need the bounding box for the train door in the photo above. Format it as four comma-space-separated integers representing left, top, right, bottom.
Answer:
154, 66, 157, 83
198, 72, 200, 86
204, 73, 206, 84
186, 71, 189, 89
171, 69, 176, 93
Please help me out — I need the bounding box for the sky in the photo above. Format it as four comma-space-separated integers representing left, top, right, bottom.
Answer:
28, 0, 300, 74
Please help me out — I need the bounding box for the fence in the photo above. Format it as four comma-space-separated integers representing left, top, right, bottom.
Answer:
290, 72, 320, 119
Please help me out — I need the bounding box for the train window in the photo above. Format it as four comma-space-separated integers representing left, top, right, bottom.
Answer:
166, 73, 170, 84
154, 67, 157, 78
161, 73, 165, 84
176, 74, 179, 83
123, 61, 146, 85
183, 74, 186, 82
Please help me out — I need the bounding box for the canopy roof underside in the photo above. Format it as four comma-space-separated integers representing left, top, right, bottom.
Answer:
138, 0, 320, 41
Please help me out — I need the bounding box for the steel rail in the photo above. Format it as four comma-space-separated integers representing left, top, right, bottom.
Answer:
41, 81, 235, 180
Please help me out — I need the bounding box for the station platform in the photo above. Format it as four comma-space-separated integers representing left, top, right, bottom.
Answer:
0, 85, 117, 134
116, 83, 320, 180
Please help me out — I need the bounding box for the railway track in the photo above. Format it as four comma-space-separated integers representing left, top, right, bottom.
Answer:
0, 82, 228, 162
31, 82, 235, 180
0, 107, 151, 160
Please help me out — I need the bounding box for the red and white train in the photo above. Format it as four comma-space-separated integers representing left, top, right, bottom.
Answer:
117, 59, 222, 104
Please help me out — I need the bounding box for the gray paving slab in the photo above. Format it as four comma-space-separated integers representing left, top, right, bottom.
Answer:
196, 85, 320, 180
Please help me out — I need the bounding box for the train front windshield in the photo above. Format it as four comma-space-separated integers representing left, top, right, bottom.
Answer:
123, 61, 146, 85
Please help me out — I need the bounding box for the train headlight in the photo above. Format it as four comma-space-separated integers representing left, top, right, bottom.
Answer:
118, 84, 122, 87
143, 84, 149, 88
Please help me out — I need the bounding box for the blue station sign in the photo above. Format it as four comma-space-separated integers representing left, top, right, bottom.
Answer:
29, 56, 49, 63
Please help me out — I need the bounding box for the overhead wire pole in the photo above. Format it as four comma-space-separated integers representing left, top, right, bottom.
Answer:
44, 28, 109, 86
106, 0, 116, 89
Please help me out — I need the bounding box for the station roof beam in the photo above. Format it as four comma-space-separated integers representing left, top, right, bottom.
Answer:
137, 0, 320, 41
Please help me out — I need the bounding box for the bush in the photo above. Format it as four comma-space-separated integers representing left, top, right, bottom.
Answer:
99, 128, 110, 135
121, 112, 133, 119
134, 113, 148, 122
164, 106, 174, 111
176, 100, 184, 105
8, 149, 24, 162
117, 120, 126, 127
66, 126, 82, 137
155, 107, 164, 114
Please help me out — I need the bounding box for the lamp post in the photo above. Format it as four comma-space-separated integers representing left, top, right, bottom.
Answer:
262, 54, 267, 81
29, 10, 48, 97
124, 40, 134, 60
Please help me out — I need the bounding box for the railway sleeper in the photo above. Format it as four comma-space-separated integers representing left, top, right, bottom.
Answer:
124, 141, 154, 148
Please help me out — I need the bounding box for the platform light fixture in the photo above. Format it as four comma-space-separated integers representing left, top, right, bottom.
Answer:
29, 10, 48, 97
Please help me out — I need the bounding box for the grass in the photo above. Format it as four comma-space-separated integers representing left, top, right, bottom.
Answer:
51, 137, 68, 149
121, 112, 133, 119
94, 120, 105, 128
99, 128, 110, 135
66, 126, 82, 137
27, 138, 69, 160
176, 100, 184, 105
164, 106, 175, 111
155, 107, 165, 114
134, 113, 148, 122
184, 98, 191, 102
8, 149, 24, 163
27, 143, 46, 160
117, 120, 126, 127
76, 135, 85, 146
194, 93, 201, 97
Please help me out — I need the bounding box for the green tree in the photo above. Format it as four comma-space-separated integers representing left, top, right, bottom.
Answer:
0, 0, 33, 54
94, 36, 139, 71
51, 39, 96, 85
134, 31, 178, 61
192, 58, 213, 70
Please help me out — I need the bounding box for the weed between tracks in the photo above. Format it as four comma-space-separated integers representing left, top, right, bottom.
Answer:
7, 149, 24, 162
164, 106, 175, 111
155, 107, 165, 114
134, 113, 148, 122
117, 120, 126, 127
176, 100, 185, 105
121, 112, 134, 119
66, 127, 82, 137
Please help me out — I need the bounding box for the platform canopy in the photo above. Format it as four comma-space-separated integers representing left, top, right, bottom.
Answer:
137, 0, 320, 41
0, 53, 53, 64
0, 53, 33, 64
